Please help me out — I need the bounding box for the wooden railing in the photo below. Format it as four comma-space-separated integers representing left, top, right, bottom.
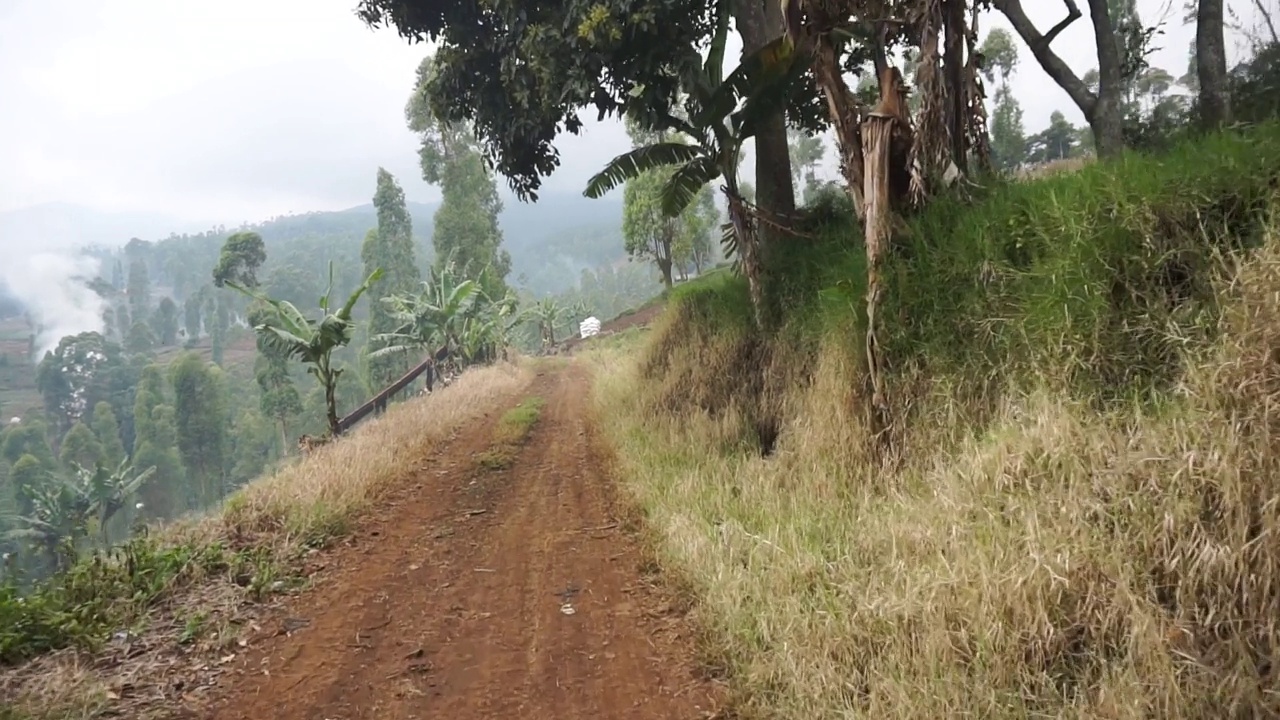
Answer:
335, 345, 447, 435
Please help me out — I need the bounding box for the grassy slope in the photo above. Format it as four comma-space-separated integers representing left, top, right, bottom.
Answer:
0, 362, 533, 716
589, 123, 1280, 718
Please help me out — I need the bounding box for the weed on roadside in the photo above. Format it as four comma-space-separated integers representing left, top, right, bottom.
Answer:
477, 396, 545, 471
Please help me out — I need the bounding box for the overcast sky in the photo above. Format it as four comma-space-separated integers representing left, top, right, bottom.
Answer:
0, 0, 1268, 228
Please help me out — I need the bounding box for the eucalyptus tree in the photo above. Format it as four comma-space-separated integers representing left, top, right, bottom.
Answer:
407, 56, 512, 300
363, 169, 422, 389
212, 231, 267, 289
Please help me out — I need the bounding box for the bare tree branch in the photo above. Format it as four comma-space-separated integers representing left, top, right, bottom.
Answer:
1253, 0, 1280, 45
993, 0, 1097, 116
1041, 0, 1083, 46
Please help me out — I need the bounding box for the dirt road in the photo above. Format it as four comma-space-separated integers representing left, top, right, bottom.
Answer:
200, 361, 721, 720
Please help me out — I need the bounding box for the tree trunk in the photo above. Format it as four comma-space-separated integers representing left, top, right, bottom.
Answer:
657, 256, 674, 289
812, 32, 866, 219
1086, 0, 1126, 157
994, 0, 1127, 158
322, 369, 340, 437
733, 0, 796, 238
943, 0, 968, 173
861, 113, 898, 447
1087, 94, 1126, 157
726, 188, 766, 330
1196, 0, 1231, 129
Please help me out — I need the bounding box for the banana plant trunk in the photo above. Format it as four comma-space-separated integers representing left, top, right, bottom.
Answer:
725, 186, 765, 331
812, 33, 866, 220
861, 114, 893, 440
319, 361, 341, 437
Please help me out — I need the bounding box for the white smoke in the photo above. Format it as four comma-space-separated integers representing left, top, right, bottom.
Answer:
0, 252, 106, 359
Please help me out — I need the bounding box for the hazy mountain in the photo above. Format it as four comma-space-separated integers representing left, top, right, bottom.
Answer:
0, 201, 208, 252
331, 193, 626, 295
0, 190, 628, 322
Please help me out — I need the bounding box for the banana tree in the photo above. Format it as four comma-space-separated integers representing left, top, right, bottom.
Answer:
72, 459, 156, 543
371, 262, 484, 378
583, 11, 809, 330
458, 289, 524, 365
527, 297, 590, 350
229, 263, 384, 437
4, 476, 92, 571
3, 458, 156, 569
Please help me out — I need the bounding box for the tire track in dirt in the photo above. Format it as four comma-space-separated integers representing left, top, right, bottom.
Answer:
198, 361, 721, 719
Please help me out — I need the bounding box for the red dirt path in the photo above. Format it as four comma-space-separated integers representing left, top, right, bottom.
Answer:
196, 361, 722, 719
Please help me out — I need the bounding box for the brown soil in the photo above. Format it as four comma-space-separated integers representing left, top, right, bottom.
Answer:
194, 360, 722, 719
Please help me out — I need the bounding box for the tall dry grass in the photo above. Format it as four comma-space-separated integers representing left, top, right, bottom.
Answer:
1012, 155, 1095, 181
590, 215, 1280, 717
212, 360, 533, 553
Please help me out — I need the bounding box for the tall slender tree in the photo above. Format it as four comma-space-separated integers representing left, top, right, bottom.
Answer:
153, 297, 179, 346
90, 402, 127, 470
787, 130, 826, 205
363, 169, 422, 390
407, 56, 512, 299
169, 353, 228, 507
127, 259, 151, 325
1196, 0, 1231, 127
58, 422, 103, 471
183, 293, 203, 342
993, 0, 1129, 157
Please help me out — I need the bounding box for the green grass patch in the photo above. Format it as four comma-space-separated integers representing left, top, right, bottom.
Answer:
0, 537, 286, 665
477, 396, 545, 471
674, 123, 1280, 412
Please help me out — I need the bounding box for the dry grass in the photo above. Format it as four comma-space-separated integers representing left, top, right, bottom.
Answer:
588, 217, 1280, 718
1012, 155, 1095, 181
215, 360, 533, 552
0, 360, 533, 719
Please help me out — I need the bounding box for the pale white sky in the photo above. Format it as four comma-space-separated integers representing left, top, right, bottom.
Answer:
0, 0, 1268, 226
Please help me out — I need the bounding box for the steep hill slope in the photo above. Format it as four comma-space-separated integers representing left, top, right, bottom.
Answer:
585, 124, 1280, 718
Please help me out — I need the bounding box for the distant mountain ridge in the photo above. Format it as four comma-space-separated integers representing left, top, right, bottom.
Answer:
0, 191, 628, 302
0, 201, 207, 251
1, 191, 621, 251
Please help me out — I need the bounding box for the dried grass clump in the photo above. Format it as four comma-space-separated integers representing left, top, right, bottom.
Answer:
1012, 155, 1095, 181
